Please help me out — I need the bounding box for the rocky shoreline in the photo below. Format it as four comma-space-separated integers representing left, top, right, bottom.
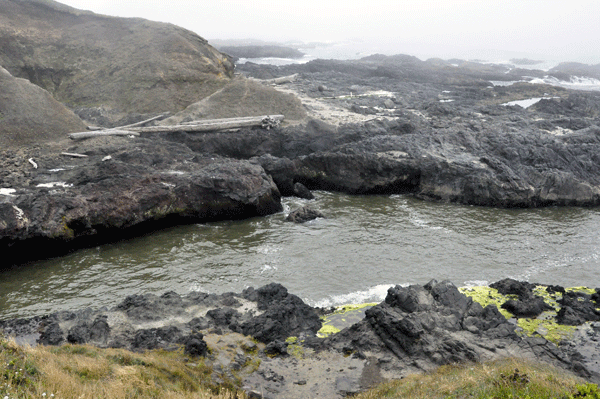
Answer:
2, 279, 600, 398
3, 2, 600, 397
3, 2, 600, 262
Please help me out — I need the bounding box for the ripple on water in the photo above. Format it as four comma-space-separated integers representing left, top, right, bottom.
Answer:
2, 192, 600, 319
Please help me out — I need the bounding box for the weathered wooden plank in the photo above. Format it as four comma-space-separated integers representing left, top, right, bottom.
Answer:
129, 115, 285, 133
69, 130, 139, 141
70, 115, 284, 140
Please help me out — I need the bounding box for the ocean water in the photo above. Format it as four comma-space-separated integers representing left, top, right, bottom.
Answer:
2, 192, 600, 320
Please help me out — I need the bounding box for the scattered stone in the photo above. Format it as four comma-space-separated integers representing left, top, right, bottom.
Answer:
292, 182, 314, 199
286, 206, 324, 223
183, 332, 208, 357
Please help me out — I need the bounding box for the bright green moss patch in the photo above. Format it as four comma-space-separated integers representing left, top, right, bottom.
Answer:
461, 285, 595, 344
318, 303, 377, 338
516, 315, 577, 344
318, 324, 342, 338
459, 286, 515, 319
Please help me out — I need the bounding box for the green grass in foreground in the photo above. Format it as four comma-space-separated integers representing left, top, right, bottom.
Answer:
356, 358, 599, 399
2, 337, 600, 399
0, 338, 241, 399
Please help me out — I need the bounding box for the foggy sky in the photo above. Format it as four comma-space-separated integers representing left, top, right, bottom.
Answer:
58, 0, 600, 64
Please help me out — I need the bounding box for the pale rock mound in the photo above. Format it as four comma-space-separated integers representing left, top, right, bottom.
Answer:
0, 66, 86, 148
161, 77, 308, 125
0, 0, 234, 123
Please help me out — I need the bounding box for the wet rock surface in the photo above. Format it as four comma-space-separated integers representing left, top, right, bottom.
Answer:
229, 56, 600, 207
3, 280, 600, 398
0, 135, 282, 266
285, 206, 324, 223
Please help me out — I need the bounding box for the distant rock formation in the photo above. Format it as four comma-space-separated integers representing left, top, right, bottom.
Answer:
217, 45, 305, 60
0, 0, 234, 124
0, 66, 86, 148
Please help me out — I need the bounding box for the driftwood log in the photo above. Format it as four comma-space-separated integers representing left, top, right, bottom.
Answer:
69, 130, 140, 141
259, 74, 298, 85
69, 115, 284, 141
61, 152, 89, 158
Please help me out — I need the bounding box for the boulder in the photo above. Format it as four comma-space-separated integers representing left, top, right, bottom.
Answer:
292, 182, 314, 199
286, 206, 324, 223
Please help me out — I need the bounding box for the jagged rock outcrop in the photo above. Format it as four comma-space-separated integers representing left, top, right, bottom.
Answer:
0, 136, 282, 265
321, 280, 583, 380
4, 280, 600, 398
0, 66, 86, 148
0, 0, 234, 124
0, 283, 321, 351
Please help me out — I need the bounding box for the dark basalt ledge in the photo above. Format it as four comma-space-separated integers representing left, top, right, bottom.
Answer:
225, 56, 600, 208
2, 279, 600, 398
0, 137, 282, 267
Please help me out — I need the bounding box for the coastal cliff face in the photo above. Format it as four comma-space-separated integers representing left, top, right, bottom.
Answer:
0, 0, 234, 123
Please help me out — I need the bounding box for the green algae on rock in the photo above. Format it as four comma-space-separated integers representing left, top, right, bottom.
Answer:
317, 303, 377, 338
460, 285, 592, 344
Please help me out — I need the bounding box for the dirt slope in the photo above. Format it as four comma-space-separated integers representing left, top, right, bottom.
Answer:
161, 77, 308, 124
0, 0, 234, 121
0, 66, 86, 148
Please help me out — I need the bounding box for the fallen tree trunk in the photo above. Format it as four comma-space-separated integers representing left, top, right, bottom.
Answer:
128, 115, 284, 133
69, 130, 140, 141
259, 74, 298, 85
179, 115, 279, 126
61, 152, 89, 158
70, 115, 284, 140
118, 112, 171, 129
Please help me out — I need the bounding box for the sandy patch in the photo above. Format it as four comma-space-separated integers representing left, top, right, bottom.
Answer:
272, 83, 396, 126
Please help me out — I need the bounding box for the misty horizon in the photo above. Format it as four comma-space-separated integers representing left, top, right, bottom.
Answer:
54, 0, 600, 66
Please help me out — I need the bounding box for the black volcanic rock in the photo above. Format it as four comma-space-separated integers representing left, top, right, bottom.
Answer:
292, 182, 314, 199
557, 292, 600, 325
0, 136, 282, 266
286, 207, 324, 223
241, 284, 322, 342
501, 297, 553, 318
321, 280, 570, 377
4, 280, 600, 395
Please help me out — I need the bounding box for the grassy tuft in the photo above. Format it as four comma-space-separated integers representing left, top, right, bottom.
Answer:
355, 358, 592, 399
0, 338, 243, 399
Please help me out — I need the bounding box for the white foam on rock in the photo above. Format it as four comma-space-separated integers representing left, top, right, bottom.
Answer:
0, 188, 16, 196
36, 182, 73, 188
502, 97, 545, 108
310, 283, 401, 308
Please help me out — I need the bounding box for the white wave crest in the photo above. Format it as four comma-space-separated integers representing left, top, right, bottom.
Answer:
309, 283, 405, 308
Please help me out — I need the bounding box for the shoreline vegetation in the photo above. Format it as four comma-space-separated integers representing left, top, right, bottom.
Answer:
0, 337, 597, 399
